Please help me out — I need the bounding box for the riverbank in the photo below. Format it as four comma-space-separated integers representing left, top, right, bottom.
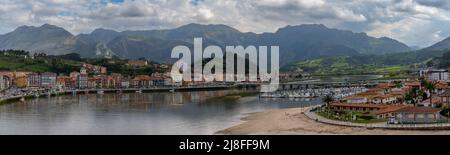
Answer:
0, 85, 237, 105
217, 108, 450, 135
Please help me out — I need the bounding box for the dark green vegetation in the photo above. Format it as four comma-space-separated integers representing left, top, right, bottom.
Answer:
83, 58, 167, 76
283, 49, 450, 75
317, 111, 386, 124
429, 50, 450, 68
0, 50, 81, 74
441, 108, 450, 117
0, 49, 167, 76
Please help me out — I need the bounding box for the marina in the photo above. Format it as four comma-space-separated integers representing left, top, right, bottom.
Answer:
260, 87, 368, 99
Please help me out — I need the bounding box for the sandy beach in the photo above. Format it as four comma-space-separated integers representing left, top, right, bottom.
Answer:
217, 108, 450, 135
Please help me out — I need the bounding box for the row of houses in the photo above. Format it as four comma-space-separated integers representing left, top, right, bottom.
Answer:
343, 81, 419, 104
329, 80, 448, 123
67, 74, 172, 89
1, 67, 180, 91
330, 103, 441, 123
1, 71, 29, 90
83, 63, 107, 75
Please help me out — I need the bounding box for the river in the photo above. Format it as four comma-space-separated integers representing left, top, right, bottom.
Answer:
0, 90, 322, 135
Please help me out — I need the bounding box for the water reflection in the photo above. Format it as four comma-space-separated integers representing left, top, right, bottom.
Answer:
0, 90, 322, 135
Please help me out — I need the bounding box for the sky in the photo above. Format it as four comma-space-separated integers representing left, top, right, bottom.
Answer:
0, 0, 450, 47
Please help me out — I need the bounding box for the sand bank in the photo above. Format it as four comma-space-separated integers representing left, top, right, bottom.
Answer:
217, 108, 450, 135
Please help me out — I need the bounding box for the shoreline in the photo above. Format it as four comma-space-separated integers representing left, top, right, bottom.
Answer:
216, 107, 450, 135
0, 86, 236, 105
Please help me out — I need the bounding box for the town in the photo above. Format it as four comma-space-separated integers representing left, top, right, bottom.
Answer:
0, 57, 240, 104
311, 68, 450, 125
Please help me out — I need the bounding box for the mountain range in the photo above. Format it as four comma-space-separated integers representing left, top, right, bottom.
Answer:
1, 23, 449, 66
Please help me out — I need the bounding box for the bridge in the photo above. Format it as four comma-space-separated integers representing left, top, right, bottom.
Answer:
239, 80, 383, 91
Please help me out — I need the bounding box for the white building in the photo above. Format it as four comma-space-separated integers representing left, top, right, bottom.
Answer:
0, 75, 5, 91
420, 69, 449, 81
344, 96, 368, 104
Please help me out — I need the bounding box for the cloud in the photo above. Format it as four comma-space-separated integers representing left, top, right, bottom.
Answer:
0, 0, 450, 47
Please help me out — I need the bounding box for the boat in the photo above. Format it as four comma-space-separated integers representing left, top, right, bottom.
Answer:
97, 90, 104, 94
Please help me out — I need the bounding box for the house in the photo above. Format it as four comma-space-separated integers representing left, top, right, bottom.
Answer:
373, 105, 410, 119
27, 73, 41, 88
131, 75, 152, 88
419, 96, 444, 108
329, 102, 386, 113
127, 60, 148, 67
70, 71, 80, 79
88, 77, 103, 89
13, 72, 28, 88
388, 107, 441, 123
420, 69, 449, 81
343, 96, 368, 104
109, 74, 123, 88
164, 76, 174, 86
435, 80, 448, 94
41, 72, 57, 88
56, 76, 72, 89
0, 74, 12, 91
148, 76, 166, 86
439, 89, 450, 107
370, 94, 397, 104
404, 81, 421, 90
77, 74, 88, 89
83, 64, 107, 75
120, 77, 130, 88
0, 74, 5, 91
375, 83, 396, 91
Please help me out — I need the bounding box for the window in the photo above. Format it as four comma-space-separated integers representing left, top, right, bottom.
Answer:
417, 114, 425, 119
407, 114, 414, 119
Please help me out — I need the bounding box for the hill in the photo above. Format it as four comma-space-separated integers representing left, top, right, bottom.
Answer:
1, 23, 412, 65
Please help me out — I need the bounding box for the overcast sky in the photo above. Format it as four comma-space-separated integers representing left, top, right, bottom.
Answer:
0, 0, 449, 47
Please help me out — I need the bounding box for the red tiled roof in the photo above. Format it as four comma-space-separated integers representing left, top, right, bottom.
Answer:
376, 83, 395, 89
373, 105, 410, 115
422, 96, 443, 104
436, 81, 448, 89
405, 81, 421, 86
394, 107, 441, 113
440, 89, 450, 97
330, 102, 386, 108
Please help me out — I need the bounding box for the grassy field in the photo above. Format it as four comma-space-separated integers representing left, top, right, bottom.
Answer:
317, 111, 386, 124
0, 55, 81, 74
283, 56, 416, 76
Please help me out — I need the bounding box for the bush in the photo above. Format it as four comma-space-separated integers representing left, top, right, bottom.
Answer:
440, 108, 450, 117
358, 115, 374, 120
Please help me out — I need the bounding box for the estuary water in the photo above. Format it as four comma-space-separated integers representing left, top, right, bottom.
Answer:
0, 90, 322, 135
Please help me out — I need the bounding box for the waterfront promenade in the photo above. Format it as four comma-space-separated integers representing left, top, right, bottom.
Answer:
304, 106, 450, 130
0, 85, 233, 103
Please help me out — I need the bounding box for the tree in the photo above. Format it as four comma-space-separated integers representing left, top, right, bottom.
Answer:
424, 81, 436, 105
405, 88, 419, 106
394, 81, 403, 88
323, 95, 334, 111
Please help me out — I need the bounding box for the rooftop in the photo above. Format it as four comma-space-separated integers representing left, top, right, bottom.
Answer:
330, 102, 386, 108
373, 105, 410, 115
394, 107, 441, 113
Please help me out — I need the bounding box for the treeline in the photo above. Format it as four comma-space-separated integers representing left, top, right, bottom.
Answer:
0, 50, 166, 76
434, 50, 450, 68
